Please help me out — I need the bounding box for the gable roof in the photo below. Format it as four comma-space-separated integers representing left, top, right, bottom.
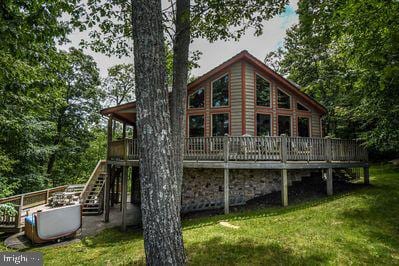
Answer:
101, 50, 327, 123
188, 50, 327, 115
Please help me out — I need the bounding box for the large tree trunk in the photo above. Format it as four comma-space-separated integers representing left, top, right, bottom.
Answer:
131, 0, 186, 265
170, 0, 191, 209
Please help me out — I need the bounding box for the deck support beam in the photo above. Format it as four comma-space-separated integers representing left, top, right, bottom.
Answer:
326, 168, 333, 196
281, 169, 288, 207
131, 167, 140, 203
104, 116, 113, 223
364, 166, 370, 185
224, 168, 229, 214
121, 165, 128, 232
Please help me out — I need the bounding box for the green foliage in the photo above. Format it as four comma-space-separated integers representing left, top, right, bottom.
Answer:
0, 0, 105, 195
102, 64, 135, 106
0, 203, 18, 217
267, 0, 399, 155
76, 0, 289, 66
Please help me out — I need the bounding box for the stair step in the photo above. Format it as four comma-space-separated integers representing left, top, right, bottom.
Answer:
82, 206, 101, 210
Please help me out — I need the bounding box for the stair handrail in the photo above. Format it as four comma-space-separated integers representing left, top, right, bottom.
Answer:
80, 160, 107, 203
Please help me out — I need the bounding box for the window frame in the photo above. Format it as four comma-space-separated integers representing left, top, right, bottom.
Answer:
297, 116, 311, 138
211, 112, 230, 137
188, 87, 205, 110
187, 114, 205, 138
277, 114, 292, 136
296, 102, 310, 112
255, 112, 272, 137
255, 73, 272, 108
277, 88, 292, 110
211, 73, 230, 108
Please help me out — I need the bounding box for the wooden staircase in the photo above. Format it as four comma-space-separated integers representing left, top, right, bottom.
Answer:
80, 160, 107, 215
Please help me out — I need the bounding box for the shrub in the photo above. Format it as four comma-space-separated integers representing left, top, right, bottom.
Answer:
0, 203, 18, 217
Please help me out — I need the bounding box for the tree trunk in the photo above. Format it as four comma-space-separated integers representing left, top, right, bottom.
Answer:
47, 112, 64, 179
170, 0, 191, 209
131, 0, 186, 265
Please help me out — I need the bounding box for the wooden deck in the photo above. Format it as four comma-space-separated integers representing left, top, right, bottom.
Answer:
108, 135, 368, 169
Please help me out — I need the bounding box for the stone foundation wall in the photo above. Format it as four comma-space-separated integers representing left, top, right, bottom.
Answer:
181, 169, 312, 212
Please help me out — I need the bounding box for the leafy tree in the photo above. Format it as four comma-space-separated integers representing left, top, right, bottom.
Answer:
46, 48, 102, 186
266, 0, 399, 155
78, 0, 290, 263
0, 0, 84, 193
103, 64, 135, 107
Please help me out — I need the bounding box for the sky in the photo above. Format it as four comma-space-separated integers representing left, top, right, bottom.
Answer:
64, 0, 298, 78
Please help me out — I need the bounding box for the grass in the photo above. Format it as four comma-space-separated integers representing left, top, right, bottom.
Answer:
1, 164, 399, 265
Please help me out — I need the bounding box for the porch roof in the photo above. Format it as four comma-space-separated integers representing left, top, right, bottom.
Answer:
100, 102, 136, 125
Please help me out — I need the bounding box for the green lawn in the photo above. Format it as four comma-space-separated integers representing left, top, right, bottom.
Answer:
2, 164, 399, 265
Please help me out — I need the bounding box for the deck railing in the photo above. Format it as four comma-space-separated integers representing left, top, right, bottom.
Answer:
0, 185, 68, 232
0, 185, 68, 209
108, 136, 368, 163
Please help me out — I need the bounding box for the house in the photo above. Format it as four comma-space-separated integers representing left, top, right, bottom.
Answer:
99, 51, 368, 230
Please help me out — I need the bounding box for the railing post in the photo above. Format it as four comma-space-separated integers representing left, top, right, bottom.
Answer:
45, 189, 50, 204
123, 138, 129, 161
20, 195, 24, 208
16, 205, 22, 229
325, 136, 332, 162
107, 116, 113, 160
223, 135, 230, 163
281, 134, 287, 163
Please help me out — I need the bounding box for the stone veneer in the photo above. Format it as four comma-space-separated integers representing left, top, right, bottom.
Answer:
181, 169, 312, 212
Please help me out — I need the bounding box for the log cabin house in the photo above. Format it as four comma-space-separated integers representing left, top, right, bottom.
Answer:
99, 51, 369, 230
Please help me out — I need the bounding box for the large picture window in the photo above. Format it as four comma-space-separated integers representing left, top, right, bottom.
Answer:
189, 88, 205, 109
212, 113, 229, 136
277, 89, 291, 109
298, 117, 310, 137
278, 115, 291, 136
256, 114, 271, 136
212, 75, 229, 107
256, 75, 271, 107
189, 115, 204, 137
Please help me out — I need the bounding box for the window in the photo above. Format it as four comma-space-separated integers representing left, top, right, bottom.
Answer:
297, 102, 309, 111
212, 113, 229, 136
256, 75, 270, 107
256, 114, 271, 136
189, 115, 204, 137
277, 89, 291, 109
278, 115, 291, 136
298, 117, 310, 137
212, 75, 229, 107
189, 88, 205, 109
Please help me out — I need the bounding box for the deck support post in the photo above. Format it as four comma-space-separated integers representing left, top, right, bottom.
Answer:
104, 116, 113, 223
131, 167, 140, 204
364, 166, 370, 185
326, 168, 333, 196
281, 169, 288, 207
122, 122, 126, 139
224, 168, 229, 214
121, 165, 128, 232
